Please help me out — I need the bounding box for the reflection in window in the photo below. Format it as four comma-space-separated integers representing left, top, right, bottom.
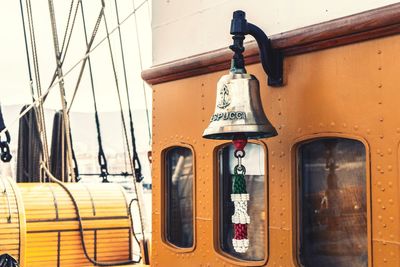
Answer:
298, 138, 367, 267
219, 143, 265, 261
165, 147, 194, 248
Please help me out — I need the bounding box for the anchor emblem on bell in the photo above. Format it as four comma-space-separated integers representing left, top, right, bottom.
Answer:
217, 84, 231, 109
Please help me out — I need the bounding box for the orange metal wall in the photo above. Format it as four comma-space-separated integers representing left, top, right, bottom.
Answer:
151, 34, 400, 266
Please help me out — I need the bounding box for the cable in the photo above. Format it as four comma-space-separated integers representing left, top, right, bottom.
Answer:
67, 0, 148, 111
113, 0, 143, 182
1, 0, 149, 137
102, 7, 147, 245
132, 0, 152, 145
25, 0, 51, 180
78, 0, 109, 183
67, 1, 104, 113
18, 0, 35, 101
47, 0, 76, 182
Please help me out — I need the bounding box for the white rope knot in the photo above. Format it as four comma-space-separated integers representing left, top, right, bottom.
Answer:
232, 238, 249, 253
231, 193, 249, 202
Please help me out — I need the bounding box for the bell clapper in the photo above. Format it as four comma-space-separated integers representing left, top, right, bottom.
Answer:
231, 134, 250, 253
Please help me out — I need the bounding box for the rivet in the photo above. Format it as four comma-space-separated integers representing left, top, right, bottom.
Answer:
377, 198, 382, 203
278, 111, 282, 116
354, 125, 359, 130
383, 223, 387, 228
380, 117, 384, 122
388, 181, 393, 187
378, 101, 383, 105
319, 123, 323, 127
387, 148, 392, 154
389, 199, 394, 204
382, 206, 386, 211
367, 129, 371, 134
381, 187, 385, 192
342, 123, 347, 128
378, 66, 382, 70
278, 139, 282, 144
377, 50, 382, 54
297, 128, 302, 132
378, 215, 382, 220
272, 164, 276, 170
380, 134, 384, 139
330, 122, 335, 127
390, 217, 394, 221
383, 258, 387, 263
272, 151, 275, 156
377, 181, 382, 186
388, 165, 393, 171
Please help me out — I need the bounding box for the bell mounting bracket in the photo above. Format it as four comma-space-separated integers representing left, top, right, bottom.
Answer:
230, 10, 284, 87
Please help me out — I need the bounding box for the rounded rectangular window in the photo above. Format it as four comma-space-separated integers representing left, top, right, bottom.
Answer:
165, 146, 194, 248
297, 138, 367, 267
218, 143, 266, 262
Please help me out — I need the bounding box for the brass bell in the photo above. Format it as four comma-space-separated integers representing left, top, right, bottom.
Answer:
202, 69, 277, 140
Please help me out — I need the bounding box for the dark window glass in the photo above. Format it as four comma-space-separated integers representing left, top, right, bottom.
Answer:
298, 138, 367, 267
165, 147, 194, 248
219, 143, 265, 261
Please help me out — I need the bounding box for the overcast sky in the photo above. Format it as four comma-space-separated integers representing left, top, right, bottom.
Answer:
0, 0, 152, 113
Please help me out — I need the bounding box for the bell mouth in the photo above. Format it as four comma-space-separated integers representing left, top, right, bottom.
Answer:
202, 124, 278, 140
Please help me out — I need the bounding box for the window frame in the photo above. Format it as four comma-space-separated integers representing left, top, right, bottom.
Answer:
213, 140, 269, 266
292, 133, 372, 267
161, 143, 196, 252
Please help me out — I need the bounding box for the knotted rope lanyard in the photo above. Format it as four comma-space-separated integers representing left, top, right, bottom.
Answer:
231, 137, 249, 253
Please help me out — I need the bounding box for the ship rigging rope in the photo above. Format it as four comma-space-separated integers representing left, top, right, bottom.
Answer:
113, 0, 143, 182
78, 0, 109, 182
67, 0, 105, 114
102, 7, 147, 244
47, 0, 81, 90
18, 0, 34, 101
23, 0, 51, 178
0, 0, 148, 137
41, 164, 142, 266
48, 0, 77, 182
132, 0, 152, 145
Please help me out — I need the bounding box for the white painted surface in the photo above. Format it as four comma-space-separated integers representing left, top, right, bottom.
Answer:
152, 0, 399, 65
